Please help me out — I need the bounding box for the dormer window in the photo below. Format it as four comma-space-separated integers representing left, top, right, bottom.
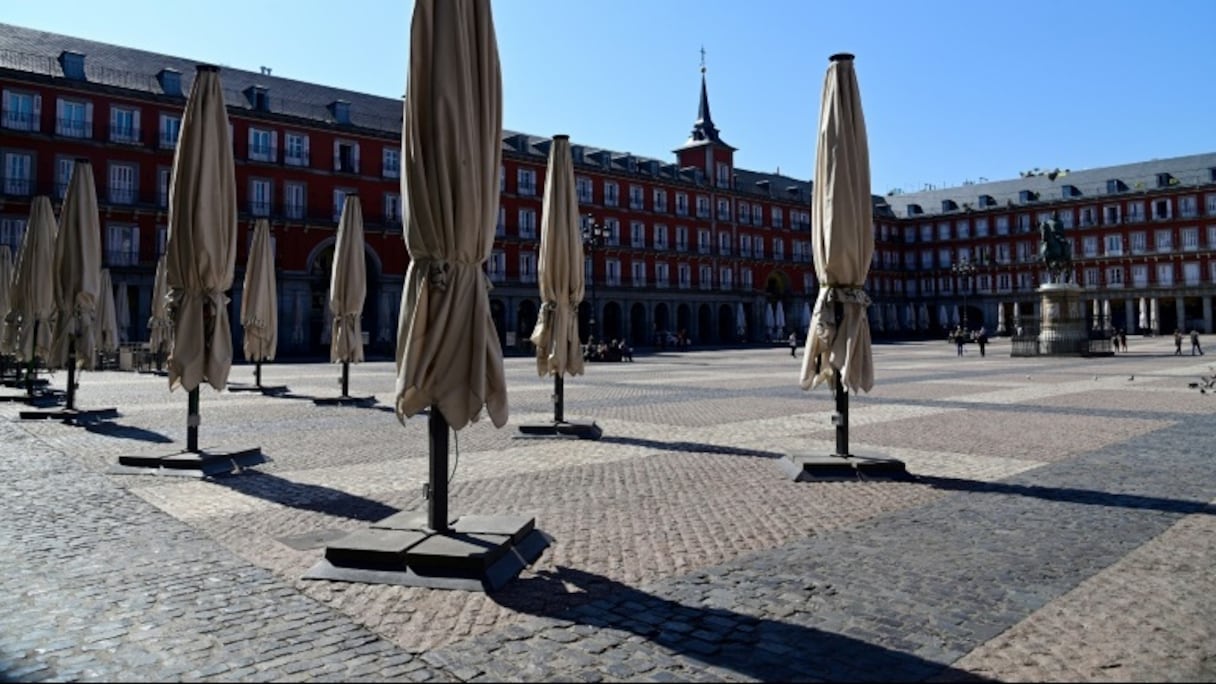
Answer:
716, 162, 731, 189
1018, 190, 1037, 203
245, 86, 269, 112
58, 51, 85, 80
157, 69, 182, 97
977, 194, 995, 208
906, 204, 923, 216
1106, 179, 1127, 193
1156, 172, 1174, 188
329, 100, 351, 125
1061, 184, 1080, 198
941, 199, 958, 212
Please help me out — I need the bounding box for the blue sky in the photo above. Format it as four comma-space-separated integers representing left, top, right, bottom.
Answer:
7, 0, 1215, 194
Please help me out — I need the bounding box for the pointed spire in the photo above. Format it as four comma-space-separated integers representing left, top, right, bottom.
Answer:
676, 47, 735, 153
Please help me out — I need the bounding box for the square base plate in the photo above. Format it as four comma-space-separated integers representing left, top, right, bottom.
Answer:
19, 406, 119, 422
518, 418, 603, 441
312, 395, 376, 406
115, 447, 267, 477
227, 384, 289, 395
779, 451, 910, 482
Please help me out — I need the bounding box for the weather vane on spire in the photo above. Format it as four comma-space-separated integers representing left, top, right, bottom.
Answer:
700, 46, 706, 74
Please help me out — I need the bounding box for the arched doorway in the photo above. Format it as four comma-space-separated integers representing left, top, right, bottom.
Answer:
718, 303, 733, 343
676, 303, 691, 341
603, 301, 623, 342
489, 298, 507, 349
629, 302, 647, 346
517, 299, 538, 352
654, 303, 670, 343
578, 301, 591, 342
696, 304, 712, 345
307, 241, 381, 358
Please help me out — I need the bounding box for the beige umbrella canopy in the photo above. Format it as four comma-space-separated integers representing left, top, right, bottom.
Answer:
165, 64, 238, 394
800, 53, 874, 395
241, 219, 277, 362
115, 281, 130, 343
529, 135, 585, 380
329, 196, 366, 364
148, 256, 171, 355
0, 245, 12, 335
5, 196, 57, 362
395, 0, 507, 432
95, 268, 120, 355
49, 158, 103, 371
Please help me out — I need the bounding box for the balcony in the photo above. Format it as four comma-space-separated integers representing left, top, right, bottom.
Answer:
248, 144, 277, 163
105, 250, 140, 267
2, 177, 32, 196
284, 152, 309, 167
249, 201, 272, 217
110, 126, 141, 144
108, 187, 137, 205
56, 118, 89, 138
2, 109, 37, 131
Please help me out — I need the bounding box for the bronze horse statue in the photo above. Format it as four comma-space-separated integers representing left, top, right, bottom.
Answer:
1038, 213, 1072, 283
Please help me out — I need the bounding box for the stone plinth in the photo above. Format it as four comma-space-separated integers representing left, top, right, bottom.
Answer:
1038, 282, 1088, 355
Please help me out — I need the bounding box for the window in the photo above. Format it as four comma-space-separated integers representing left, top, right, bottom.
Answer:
752, 203, 763, 227
55, 157, 74, 199
938, 248, 952, 268
1209, 225, 1216, 248
737, 202, 750, 224
248, 128, 275, 162
604, 218, 620, 246
1106, 266, 1123, 287
678, 263, 691, 289
806, 273, 817, 293
56, 98, 90, 138
576, 176, 592, 204
487, 250, 505, 283
1131, 264, 1148, 287
695, 195, 709, 219
382, 148, 400, 178
1154, 229, 1173, 252
772, 208, 783, 229
675, 192, 688, 216
629, 184, 643, 210
333, 188, 351, 221
773, 239, 784, 261
631, 260, 646, 286
1084, 267, 1099, 288
654, 224, 668, 250
496, 206, 505, 237
956, 219, 970, 239
106, 224, 139, 266
716, 198, 730, 221
108, 163, 137, 204
284, 183, 305, 220
1104, 234, 1123, 256
1016, 242, 1033, 263
726, 232, 738, 257
604, 181, 619, 207
1181, 227, 1199, 251
995, 215, 1010, 235
631, 221, 645, 248
109, 106, 139, 143
920, 250, 933, 269
1103, 204, 1121, 225
675, 225, 688, 252
697, 229, 711, 254
1206, 194, 1216, 216
973, 217, 989, 237
384, 193, 401, 224
1156, 263, 1174, 286
1183, 262, 1200, 286
919, 224, 933, 243
284, 132, 309, 166
653, 188, 667, 213
334, 140, 359, 173
518, 208, 537, 239
519, 252, 537, 283
1018, 272, 1035, 291
719, 267, 733, 290
249, 179, 271, 216
1179, 196, 1198, 218
699, 264, 713, 290
605, 258, 621, 286
1153, 199, 1171, 220
156, 225, 167, 256
0, 217, 26, 253
1126, 201, 1144, 222
2, 89, 40, 131
754, 237, 765, 259
159, 113, 181, 149
1082, 236, 1098, 257
1130, 232, 1146, 254
715, 162, 730, 189
1016, 214, 1031, 232
655, 262, 669, 288
937, 222, 951, 241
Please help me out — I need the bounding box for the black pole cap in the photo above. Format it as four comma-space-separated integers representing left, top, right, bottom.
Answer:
553, 134, 570, 141
829, 53, 855, 63
196, 64, 220, 73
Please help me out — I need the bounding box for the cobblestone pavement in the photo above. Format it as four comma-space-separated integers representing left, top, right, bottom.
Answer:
2, 336, 1215, 681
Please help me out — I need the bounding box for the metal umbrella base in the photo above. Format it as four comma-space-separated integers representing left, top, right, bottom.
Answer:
304, 512, 551, 592
227, 362, 288, 394
516, 376, 603, 440
313, 361, 375, 405
116, 447, 267, 478
20, 406, 119, 422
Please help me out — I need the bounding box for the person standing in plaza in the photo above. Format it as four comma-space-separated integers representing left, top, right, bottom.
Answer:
1174, 329, 1183, 355
975, 326, 988, 357
1190, 329, 1204, 356
1119, 328, 1128, 352
788, 331, 797, 357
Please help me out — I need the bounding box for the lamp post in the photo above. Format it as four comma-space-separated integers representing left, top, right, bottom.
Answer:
583, 215, 608, 342
952, 259, 978, 331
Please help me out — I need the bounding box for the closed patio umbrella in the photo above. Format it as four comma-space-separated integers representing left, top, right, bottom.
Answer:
765, 303, 775, 339
395, 0, 509, 531
235, 218, 283, 394
918, 302, 929, 331
997, 302, 1006, 335
96, 269, 119, 357
118, 64, 262, 474
1138, 297, 1149, 332
115, 281, 130, 343
775, 301, 786, 334
0, 245, 14, 383
291, 290, 306, 345
789, 53, 903, 480
315, 195, 372, 405
736, 302, 746, 341
5, 197, 57, 372
519, 134, 598, 439
148, 255, 171, 371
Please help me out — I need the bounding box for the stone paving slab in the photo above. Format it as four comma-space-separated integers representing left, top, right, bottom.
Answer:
2, 341, 1215, 682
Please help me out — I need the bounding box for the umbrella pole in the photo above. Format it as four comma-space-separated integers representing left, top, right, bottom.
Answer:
832, 301, 849, 458
186, 388, 200, 453
26, 319, 39, 397
255, 360, 262, 388
66, 338, 77, 411
554, 374, 565, 423
427, 405, 450, 533
341, 361, 350, 397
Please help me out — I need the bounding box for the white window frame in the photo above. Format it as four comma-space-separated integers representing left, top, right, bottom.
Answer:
2, 89, 40, 132
284, 182, 306, 220
284, 132, 309, 166
654, 224, 668, 250
108, 162, 137, 205
487, 250, 506, 283
653, 188, 667, 213
159, 113, 180, 149
250, 178, 272, 216
384, 192, 401, 224
675, 192, 688, 216
576, 176, 593, 204
772, 207, 783, 229
655, 262, 669, 288
0, 217, 27, 253
630, 221, 645, 248
677, 263, 691, 289
629, 184, 644, 210
518, 208, 537, 239
382, 147, 400, 179
699, 264, 713, 290
106, 223, 139, 266
56, 98, 90, 138
604, 181, 619, 207
631, 260, 646, 286
109, 105, 138, 144
1181, 226, 1199, 251
519, 251, 537, 283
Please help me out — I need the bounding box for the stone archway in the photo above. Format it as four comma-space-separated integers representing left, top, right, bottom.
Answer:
697, 303, 713, 345
718, 303, 734, 343
517, 299, 538, 352
603, 301, 623, 342
676, 303, 691, 341
629, 302, 648, 347
654, 303, 670, 347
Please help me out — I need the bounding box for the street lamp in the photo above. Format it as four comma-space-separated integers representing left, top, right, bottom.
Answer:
951, 259, 978, 331
583, 214, 609, 341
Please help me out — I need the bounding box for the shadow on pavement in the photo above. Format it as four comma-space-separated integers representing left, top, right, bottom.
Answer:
916, 475, 1216, 516
597, 435, 784, 459
490, 565, 990, 682
209, 470, 399, 522
269, 392, 396, 413
80, 419, 174, 444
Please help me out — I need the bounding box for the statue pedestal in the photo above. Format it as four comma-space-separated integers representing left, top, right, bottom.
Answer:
1038, 282, 1087, 355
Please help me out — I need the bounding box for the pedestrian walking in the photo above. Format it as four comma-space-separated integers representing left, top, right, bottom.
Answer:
1190, 329, 1204, 356
788, 331, 797, 357
1174, 329, 1183, 355
976, 326, 988, 357
1119, 329, 1128, 352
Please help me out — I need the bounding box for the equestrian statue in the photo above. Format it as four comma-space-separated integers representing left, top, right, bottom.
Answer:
1038, 212, 1073, 284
